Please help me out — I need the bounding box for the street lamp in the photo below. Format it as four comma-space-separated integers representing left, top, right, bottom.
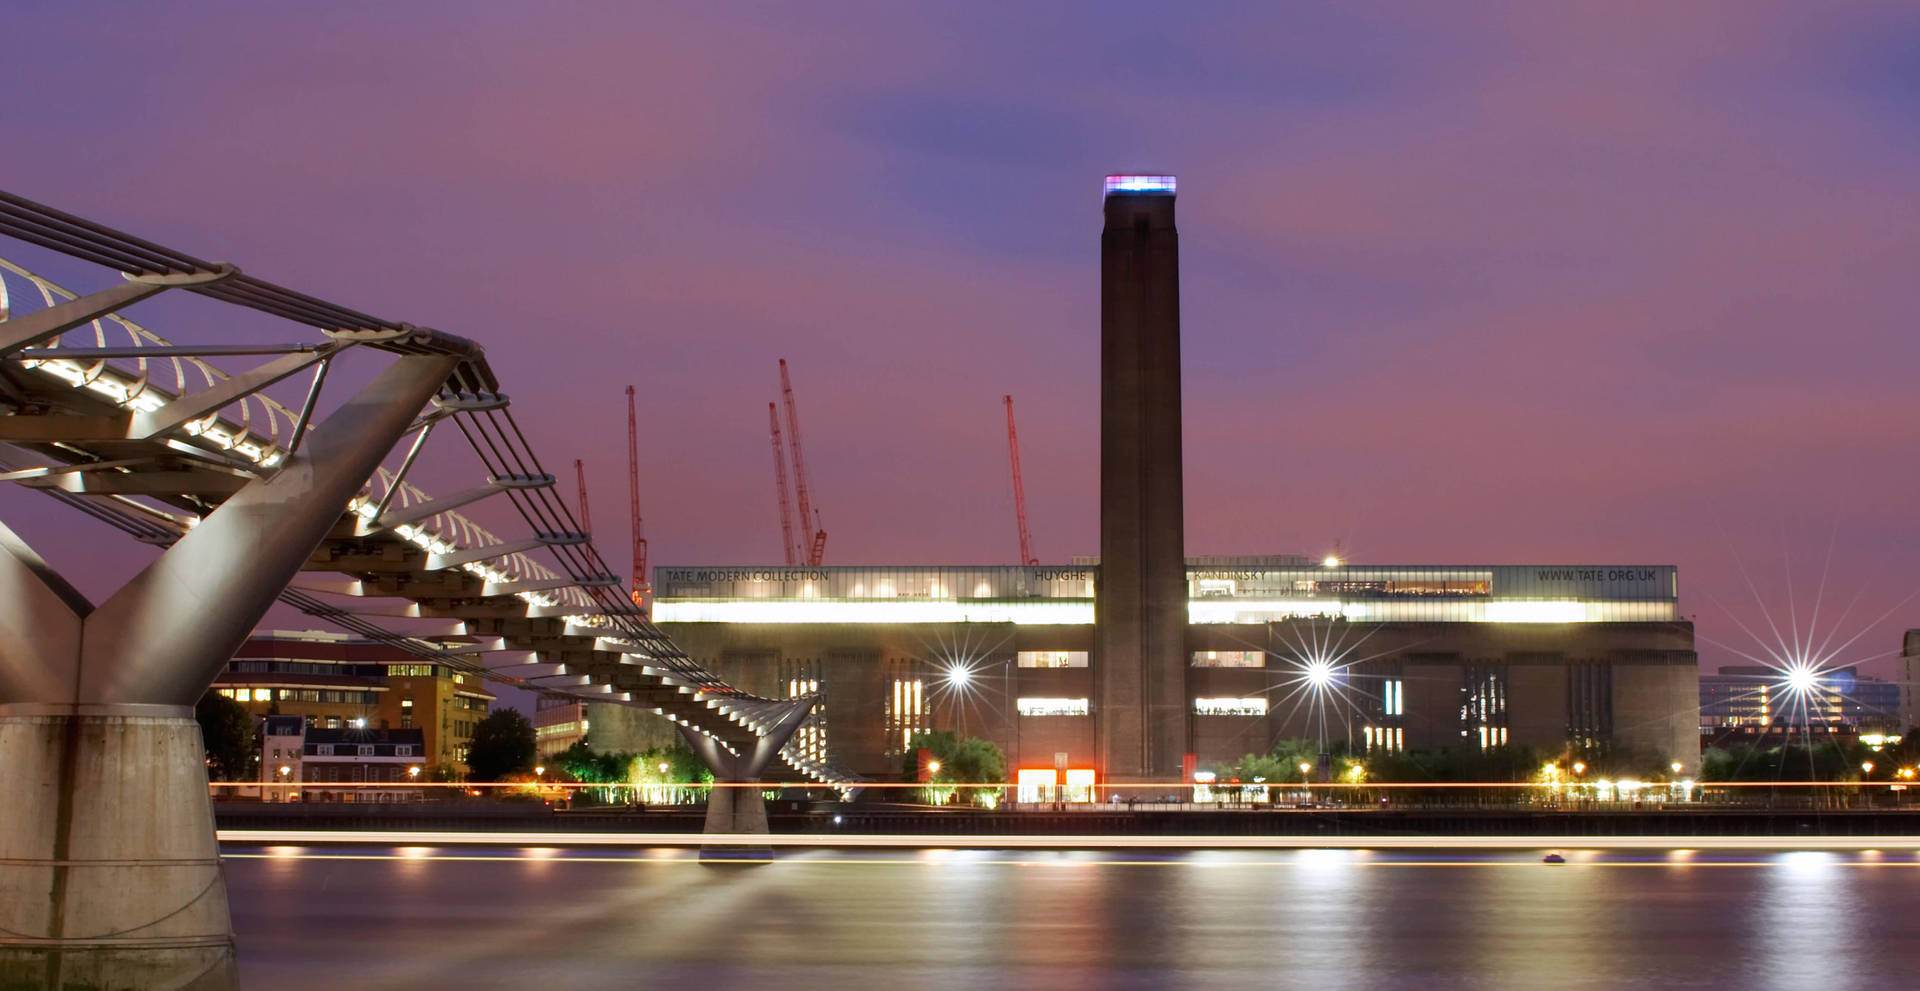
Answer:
535, 765, 545, 777
1571, 762, 1586, 775
1862, 761, 1875, 774
1670, 761, 1683, 774
408, 766, 421, 778
658, 761, 670, 775
927, 759, 942, 775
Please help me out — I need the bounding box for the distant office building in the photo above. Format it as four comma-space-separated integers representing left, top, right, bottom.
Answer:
1700, 665, 1902, 740
214, 630, 494, 775
634, 561, 1700, 792
535, 695, 590, 757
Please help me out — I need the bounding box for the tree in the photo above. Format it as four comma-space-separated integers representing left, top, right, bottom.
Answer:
196, 691, 255, 782
555, 740, 635, 784
466, 709, 536, 782
901, 730, 1005, 806
899, 729, 961, 778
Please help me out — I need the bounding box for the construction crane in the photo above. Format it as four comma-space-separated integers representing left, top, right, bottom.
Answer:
625, 385, 649, 612
1004, 395, 1039, 566
778, 358, 827, 565
768, 402, 799, 566
573, 459, 592, 534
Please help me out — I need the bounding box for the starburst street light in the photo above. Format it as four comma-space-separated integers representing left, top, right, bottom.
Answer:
945, 665, 972, 687
1304, 659, 1335, 688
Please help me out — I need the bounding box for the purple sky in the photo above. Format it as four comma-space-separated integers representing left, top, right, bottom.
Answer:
4, 2, 1919, 678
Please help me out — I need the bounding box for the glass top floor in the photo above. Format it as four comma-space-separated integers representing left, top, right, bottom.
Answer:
653, 565, 1677, 603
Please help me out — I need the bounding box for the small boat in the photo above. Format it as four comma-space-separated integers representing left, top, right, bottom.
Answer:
1542, 853, 1566, 864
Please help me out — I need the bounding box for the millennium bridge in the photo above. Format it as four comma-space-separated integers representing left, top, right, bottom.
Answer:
0, 189, 853, 988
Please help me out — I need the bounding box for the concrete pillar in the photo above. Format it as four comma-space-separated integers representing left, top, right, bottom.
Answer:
1095, 175, 1187, 784
698, 783, 774, 861
0, 353, 459, 988
0, 709, 235, 989
677, 701, 812, 861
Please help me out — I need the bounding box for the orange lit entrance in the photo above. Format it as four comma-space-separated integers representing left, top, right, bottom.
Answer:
1016, 768, 1096, 803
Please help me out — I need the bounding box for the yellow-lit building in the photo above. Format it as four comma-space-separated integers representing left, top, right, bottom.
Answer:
214, 630, 494, 776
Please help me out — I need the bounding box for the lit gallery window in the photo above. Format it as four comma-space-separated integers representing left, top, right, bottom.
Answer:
1191, 651, 1264, 668
1383, 680, 1404, 717
1017, 650, 1089, 668
886, 677, 925, 753
1363, 726, 1404, 752
787, 676, 826, 765
1476, 725, 1508, 749
1017, 697, 1090, 717
1193, 697, 1268, 716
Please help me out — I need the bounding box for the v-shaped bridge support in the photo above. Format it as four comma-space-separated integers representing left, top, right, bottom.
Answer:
0, 354, 457, 990
677, 698, 815, 858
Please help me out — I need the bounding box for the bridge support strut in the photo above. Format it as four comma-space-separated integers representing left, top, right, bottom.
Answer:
0, 354, 457, 990
677, 701, 815, 861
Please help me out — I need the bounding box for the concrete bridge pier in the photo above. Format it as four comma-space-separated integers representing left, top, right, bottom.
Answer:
1, 707, 235, 989
0, 354, 457, 990
678, 701, 814, 861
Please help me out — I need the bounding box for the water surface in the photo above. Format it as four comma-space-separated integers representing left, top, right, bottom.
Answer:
227, 844, 1918, 989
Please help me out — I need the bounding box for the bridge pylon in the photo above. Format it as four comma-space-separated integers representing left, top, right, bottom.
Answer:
0, 354, 458, 990
677, 698, 816, 859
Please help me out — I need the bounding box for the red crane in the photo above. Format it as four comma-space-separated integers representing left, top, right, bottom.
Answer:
1004, 395, 1038, 566
778, 359, 827, 565
768, 402, 799, 566
573, 458, 592, 534
625, 385, 649, 612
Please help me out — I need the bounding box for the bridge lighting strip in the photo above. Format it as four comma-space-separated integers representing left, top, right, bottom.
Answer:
215, 830, 1920, 852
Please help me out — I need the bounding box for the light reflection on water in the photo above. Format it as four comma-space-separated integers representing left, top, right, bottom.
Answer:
226, 846, 1920, 991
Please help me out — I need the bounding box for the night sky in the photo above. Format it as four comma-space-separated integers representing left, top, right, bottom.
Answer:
4, 2, 1919, 677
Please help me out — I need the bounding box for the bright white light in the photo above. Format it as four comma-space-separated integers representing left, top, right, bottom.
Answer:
945, 665, 972, 687
1104, 174, 1177, 195
1016, 697, 1089, 716
1783, 665, 1818, 693
1304, 660, 1335, 687
1193, 697, 1268, 716
1322, 555, 1341, 568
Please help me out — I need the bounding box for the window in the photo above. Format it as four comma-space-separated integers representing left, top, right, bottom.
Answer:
1017, 697, 1090, 717
400, 698, 413, 730
1461, 664, 1508, 744
1193, 697, 1267, 716
1568, 661, 1613, 743
884, 674, 925, 755
1363, 726, 1404, 752
395, 745, 413, 757
315, 745, 333, 756
357, 745, 374, 756
1017, 651, 1088, 668
1383, 680, 1404, 717
1191, 651, 1264, 668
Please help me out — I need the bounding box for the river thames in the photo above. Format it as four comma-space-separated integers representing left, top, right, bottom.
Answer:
227, 843, 1920, 989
